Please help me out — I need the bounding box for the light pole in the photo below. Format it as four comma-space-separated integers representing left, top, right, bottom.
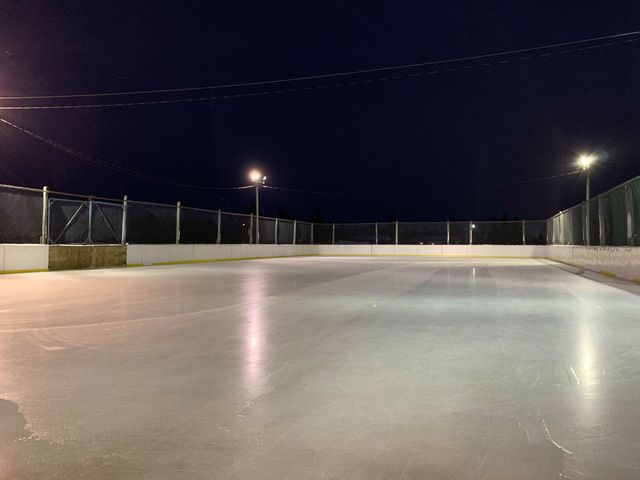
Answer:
577, 154, 595, 246
249, 170, 267, 244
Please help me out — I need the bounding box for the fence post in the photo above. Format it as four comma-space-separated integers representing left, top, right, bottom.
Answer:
249, 214, 253, 244
395, 221, 399, 245
175, 201, 181, 244
121, 195, 128, 244
375, 222, 378, 245
87, 196, 94, 244
522, 220, 526, 245
41, 186, 48, 244
469, 221, 473, 245
446, 220, 450, 245
216, 209, 222, 244
275, 218, 279, 245
293, 220, 297, 245
626, 182, 634, 246
332, 223, 335, 245
310, 222, 314, 244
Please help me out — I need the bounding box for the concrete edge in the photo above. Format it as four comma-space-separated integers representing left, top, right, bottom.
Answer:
546, 257, 640, 285
0, 268, 49, 275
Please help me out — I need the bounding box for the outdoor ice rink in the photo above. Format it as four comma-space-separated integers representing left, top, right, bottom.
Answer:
1, 256, 640, 479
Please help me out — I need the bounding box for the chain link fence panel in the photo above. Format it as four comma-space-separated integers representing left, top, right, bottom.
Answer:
564, 204, 584, 245
277, 220, 294, 244
398, 222, 447, 244
334, 223, 376, 244
126, 201, 176, 244
600, 185, 628, 246
473, 221, 522, 245
219, 212, 251, 244
631, 178, 640, 246
296, 221, 312, 244
0, 185, 43, 243
180, 207, 218, 244
589, 199, 600, 246
48, 198, 90, 244
258, 217, 276, 244
376, 222, 396, 244
91, 201, 122, 244
313, 223, 333, 244
449, 222, 469, 245
524, 220, 547, 245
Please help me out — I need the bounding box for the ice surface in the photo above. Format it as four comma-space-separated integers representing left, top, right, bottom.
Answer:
1, 257, 639, 479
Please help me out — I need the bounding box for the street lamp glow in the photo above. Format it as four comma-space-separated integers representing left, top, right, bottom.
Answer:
249, 170, 262, 183
577, 154, 595, 170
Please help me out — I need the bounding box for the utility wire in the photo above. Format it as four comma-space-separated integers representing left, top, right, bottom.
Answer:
263, 171, 580, 198
0, 30, 638, 109
0, 115, 578, 198
0, 117, 252, 192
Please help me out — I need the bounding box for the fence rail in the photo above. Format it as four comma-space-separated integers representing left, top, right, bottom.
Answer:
20, 179, 640, 246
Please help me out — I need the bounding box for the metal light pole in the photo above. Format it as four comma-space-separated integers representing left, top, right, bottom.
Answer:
249, 170, 267, 244
578, 155, 595, 246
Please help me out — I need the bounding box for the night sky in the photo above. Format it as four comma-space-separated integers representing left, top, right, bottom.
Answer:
1, 1, 640, 222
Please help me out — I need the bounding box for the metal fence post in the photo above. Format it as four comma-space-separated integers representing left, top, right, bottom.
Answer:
310, 222, 314, 244
395, 221, 399, 245
41, 186, 48, 244
275, 218, 279, 244
375, 222, 378, 245
175, 201, 181, 244
249, 214, 253, 244
332, 223, 335, 245
446, 220, 450, 245
626, 182, 634, 246
121, 195, 128, 244
293, 220, 297, 245
87, 196, 94, 244
522, 219, 526, 245
216, 209, 222, 244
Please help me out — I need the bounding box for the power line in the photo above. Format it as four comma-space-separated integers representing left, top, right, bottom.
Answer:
2, 31, 638, 112
0, 117, 252, 192
0, 30, 638, 108
0, 115, 578, 198
263, 171, 579, 198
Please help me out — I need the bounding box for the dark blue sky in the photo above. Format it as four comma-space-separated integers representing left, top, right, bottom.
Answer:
1, 1, 639, 221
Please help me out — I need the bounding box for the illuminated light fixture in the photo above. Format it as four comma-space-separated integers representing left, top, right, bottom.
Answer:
577, 154, 596, 170
249, 170, 262, 183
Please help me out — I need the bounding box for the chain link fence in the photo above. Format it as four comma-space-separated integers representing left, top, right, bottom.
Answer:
179, 206, 218, 244
547, 175, 640, 246
3, 177, 639, 246
0, 184, 43, 243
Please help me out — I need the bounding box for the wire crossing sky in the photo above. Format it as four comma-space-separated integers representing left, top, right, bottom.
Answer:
0, 30, 639, 109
